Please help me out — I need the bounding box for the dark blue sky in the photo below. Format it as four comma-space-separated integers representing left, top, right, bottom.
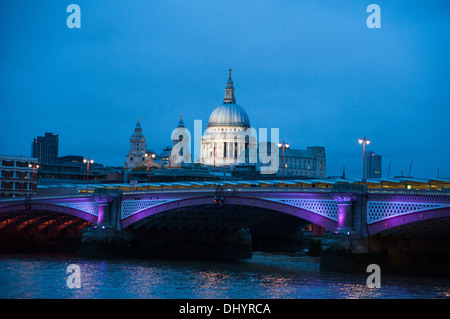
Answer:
1, 1, 449, 179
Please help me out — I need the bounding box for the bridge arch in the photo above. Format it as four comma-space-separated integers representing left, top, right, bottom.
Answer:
121, 195, 338, 231
0, 202, 97, 251
0, 203, 98, 224
367, 205, 450, 236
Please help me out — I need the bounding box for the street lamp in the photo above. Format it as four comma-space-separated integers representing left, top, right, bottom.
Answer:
278, 141, 290, 183
28, 163, 39, 193
83, 158, 94, 190
358, 137, 370, 183
144, 153, 156, 187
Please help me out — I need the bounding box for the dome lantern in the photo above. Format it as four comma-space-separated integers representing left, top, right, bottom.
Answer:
223, 68, 236, 104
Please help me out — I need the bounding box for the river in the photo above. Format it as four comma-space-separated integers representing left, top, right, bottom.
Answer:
0, 251, 448, 299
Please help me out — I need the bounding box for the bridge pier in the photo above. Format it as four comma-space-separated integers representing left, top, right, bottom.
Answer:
80, 225, 136, 258
320, 185, 372, 273
319, 185, 450, 277
333, 195, 358, 235
320, 232, 450, 277
81, 190, 132, 258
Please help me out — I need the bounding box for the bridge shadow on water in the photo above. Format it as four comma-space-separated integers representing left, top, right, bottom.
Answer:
124, 205, 313, 261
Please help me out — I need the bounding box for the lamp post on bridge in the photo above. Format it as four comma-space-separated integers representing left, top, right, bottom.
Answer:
358, 137, 370, 183
28, 163, 39, 193
144, 152, 156, 188
83, 158, 94, 191
278, 141, 289, 184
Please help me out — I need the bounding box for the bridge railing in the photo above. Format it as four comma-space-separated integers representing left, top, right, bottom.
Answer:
367, 188, 450, 196
122, 187, 335, 195
0, 193, 98, 204
120, 187, 450, 196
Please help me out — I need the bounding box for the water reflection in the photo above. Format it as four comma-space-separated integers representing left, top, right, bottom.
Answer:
193, 271, 231, 298
0, 252, 449, 299
258, 275, 296, 298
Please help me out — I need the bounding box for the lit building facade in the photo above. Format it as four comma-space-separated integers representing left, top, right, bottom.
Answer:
0, 155, 38, 198
277, 146, 326, 178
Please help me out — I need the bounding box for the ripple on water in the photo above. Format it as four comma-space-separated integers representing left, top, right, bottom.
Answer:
0, 252, 449, 299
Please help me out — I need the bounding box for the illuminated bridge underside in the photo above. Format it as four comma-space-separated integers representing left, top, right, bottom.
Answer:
0, 211, 90, 234
0, 203, 98, 224
0, 201, 98, 239
367, 193, 450, 236
121, 195, 339, 230
367, 206, 450, 236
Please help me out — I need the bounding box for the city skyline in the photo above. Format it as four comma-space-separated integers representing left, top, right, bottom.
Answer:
1, 1, 449, 179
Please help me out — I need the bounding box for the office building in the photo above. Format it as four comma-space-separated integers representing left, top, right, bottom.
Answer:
31, 132, 59, 164
366, 151, 382, 178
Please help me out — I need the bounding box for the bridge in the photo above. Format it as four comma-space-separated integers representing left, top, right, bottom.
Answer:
1, 179, 449, 274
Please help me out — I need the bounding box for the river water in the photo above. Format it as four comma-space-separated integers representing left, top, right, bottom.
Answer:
0, 252, 448, 299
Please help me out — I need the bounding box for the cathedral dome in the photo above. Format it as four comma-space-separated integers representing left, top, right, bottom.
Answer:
207, 103, 250, 128
207, 68, 250, 128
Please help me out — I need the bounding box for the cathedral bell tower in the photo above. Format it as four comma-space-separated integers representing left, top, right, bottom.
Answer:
125, 118, 148, 169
